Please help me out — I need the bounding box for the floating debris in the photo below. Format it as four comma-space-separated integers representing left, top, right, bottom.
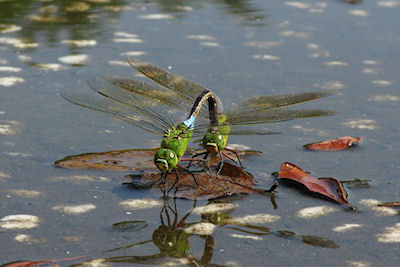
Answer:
50, 175, 110, 183
315, 81, 344, 90
119, 198, 162, 210
297, 206, 339, 219
0, 214, 40, 229
303, 136, 364, 151
53, 203, 96, 215
229, 233, 263, 240
0, 76, 24, 87
184, 222, 216, 235
0, 171, 11, 180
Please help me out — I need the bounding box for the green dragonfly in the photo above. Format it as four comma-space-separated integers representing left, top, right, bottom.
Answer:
62, 79, 219, 192
104, 59, 337, 167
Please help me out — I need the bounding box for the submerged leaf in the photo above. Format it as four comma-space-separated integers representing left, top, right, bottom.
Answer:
277, 162, 353, 208
54, 148, 259, 171
1, 255, 88, 267
303, 136, 364, 151
126, 162, 262, 200
300, 235, 339, 248
112, 220, 147, 231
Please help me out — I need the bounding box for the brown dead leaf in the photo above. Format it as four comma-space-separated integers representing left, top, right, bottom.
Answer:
125, 162, 264, 200
54, 148, 260, 171
303, 136, 364, 151
277, 162, 353, 208
54, 148, 159, 171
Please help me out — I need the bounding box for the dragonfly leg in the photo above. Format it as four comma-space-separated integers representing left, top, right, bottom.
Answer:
160, 172, 167, 197
177, 163, 199, 186
187, 151, 208, 169
217, 150, 224, 175
181, 158, 213, 179
223, 148, 243, 168
168, 168, 180, 195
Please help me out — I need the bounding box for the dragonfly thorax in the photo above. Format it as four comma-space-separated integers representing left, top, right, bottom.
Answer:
154, 148, 179, 172
161, 124, 192, 159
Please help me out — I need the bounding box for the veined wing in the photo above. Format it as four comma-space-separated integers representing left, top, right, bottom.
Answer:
87, 77, 190, 130
231, 90, 339, 114
126, 58, 224, 113
224, 108, 337, 125
103, 76, 205, 119
61, 92, 169, 135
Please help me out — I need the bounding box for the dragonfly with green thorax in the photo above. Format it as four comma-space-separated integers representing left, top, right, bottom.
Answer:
62, 79, 219, 192
104, 59, 337, 168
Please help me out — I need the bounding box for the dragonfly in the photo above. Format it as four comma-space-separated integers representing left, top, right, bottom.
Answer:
62, 79, 219, 193
104, 59, 337, 168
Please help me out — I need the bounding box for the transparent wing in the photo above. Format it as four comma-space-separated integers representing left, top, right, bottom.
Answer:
103, 76, 203, 119
224, 108, 337, 125
231, 90, 339, 114
87, 77, 189, 129
61, 92, 168, 135
126, 58, 224, 114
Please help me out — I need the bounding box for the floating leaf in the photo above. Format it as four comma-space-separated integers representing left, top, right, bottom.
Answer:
54, 148, 260, 171
126, 162, 268, 200
377, 202, 400, 207
112, 220, 147, 231
277, 162, 353, 208
303, 136, 364, 151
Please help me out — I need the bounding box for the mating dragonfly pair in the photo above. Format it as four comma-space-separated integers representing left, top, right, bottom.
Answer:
63, 59, 336, 194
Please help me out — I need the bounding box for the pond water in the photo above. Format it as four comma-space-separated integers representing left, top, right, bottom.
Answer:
1, 0, 400, 266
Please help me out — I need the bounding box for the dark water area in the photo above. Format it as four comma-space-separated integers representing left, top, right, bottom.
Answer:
0, 0, 400, 266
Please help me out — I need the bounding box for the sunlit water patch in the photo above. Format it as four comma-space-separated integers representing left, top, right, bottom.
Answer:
50, 175, 110, 183
138, 13, 174, 20
14, 234, 43, 244
8, 189, 42, 198
377, 1, 400, 7
333, 224, 363, 233
0, 66, 21, 72
348, 10, 369, 17
0, 120, 23, 135
61, 40, 97, 47
184, 222, 216, 235
342, 119, 376, 130
0, 214, 40, 230
297, 206, 338, 219
119, 198, 162, 210
0, 24, 22, 33
371, 80, 392, 86
193, 203, 237, 214
226, 213, 280, 224
377, 223, 400, 243
359, 199, 398, 216
0, 76, 24, 87
58, 54, 90, 65
53, 203, 96, 215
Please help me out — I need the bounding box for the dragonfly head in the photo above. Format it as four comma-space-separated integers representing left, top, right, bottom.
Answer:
154, 148, 178, 172
203, 131, 226, 153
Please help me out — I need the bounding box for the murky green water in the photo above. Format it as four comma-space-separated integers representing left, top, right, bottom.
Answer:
1, 0, 400, 266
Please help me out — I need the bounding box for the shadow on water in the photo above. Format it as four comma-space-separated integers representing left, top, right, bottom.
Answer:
69, 197, 338, 266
